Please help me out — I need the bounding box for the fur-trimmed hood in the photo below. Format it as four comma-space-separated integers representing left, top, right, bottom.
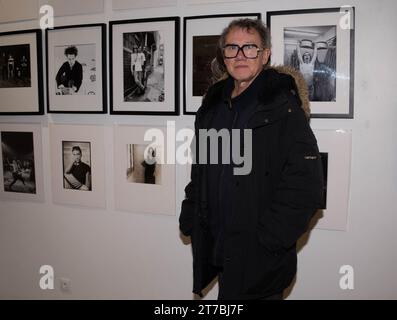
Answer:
269, 65, 310, 118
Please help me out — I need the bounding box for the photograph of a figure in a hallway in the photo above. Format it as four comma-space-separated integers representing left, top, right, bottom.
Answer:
283, 25, 336, 101
1, 131, 36, 193
0, 44, 31, 88
126, 144, 162, 185
123, 31, 165, 102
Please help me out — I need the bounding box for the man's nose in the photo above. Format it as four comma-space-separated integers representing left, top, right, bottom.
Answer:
236, 48, 246, 59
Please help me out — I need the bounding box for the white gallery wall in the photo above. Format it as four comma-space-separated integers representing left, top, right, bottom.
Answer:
0, 0, 396, 299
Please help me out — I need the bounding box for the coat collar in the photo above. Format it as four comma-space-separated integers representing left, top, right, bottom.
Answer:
200, 65, 310, 118
196, 66, 310, 130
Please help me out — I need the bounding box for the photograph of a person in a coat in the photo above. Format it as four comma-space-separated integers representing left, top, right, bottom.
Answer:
179, 18, 324, 300
55, 45, 83, 94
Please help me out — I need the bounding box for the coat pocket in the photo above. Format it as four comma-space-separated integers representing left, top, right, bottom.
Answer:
241, 230, 293, 295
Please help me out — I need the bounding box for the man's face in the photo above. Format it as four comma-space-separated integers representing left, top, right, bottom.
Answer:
317, 49, 326, 63
223, 27, 270, 83
67, 54, 76, 67
72, 150, 82, 164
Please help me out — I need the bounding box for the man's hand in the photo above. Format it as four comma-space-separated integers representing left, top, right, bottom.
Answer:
79, 184, 89, 191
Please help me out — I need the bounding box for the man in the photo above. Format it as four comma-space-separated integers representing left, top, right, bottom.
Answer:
132, 46, 146, 93
64, 146, 91, 191
56, 46, 83, 94
7, 54, 14, 79
179, 19, 324, 300
297, 41, 318, 100
141, 146, 157, 184
0, 52, 7, 80
8, 159, 26, 191
20, 55, 28, 78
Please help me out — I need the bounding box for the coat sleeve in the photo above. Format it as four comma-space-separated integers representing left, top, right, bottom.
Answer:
179, 117, 200, 237
74, 63, 83, 92
55, 62, 66, 87
257, 105, 324, 253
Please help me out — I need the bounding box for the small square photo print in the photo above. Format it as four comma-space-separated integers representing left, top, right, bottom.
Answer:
126, 144, 162, 185
62, 141, 92, 191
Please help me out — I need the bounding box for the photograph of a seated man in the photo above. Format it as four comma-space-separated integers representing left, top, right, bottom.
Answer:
63, 145, 91, 191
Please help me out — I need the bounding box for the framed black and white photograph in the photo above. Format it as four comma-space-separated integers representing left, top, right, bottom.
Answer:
62, 141, 92, 191
267, 7, 355, 118
46, 24, 107, 113
314, 129, 352, 231
183, 13, 261, 114
50, 124, 106, 208
0, 123, 44, 202
0, 29, 43, 115
110, 17, 179, 115
114, 125, 175, 215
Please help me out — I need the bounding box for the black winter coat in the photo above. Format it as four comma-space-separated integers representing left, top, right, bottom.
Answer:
56, 61, 83, 92
179, 67, 324, 299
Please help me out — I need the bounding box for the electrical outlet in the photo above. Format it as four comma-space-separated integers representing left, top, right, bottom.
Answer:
60, 278, 71, 293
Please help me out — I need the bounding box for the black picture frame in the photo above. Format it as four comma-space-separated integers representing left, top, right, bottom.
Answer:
109, 16, 180, 115
267, 7, 355, 118
45, 23, 107, 114
183, 13, 261, 115
0, 29, 44, 115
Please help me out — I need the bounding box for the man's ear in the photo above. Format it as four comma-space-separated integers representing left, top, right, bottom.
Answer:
262, 48, 271, 65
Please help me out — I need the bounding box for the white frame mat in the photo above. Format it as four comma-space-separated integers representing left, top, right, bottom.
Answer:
50, 124, 106, 208
114, 124, 176, 215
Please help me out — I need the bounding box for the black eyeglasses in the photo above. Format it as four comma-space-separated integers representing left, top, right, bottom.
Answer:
223, 44, 263, 59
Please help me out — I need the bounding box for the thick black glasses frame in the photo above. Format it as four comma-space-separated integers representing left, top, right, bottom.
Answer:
223, 44, 263, 59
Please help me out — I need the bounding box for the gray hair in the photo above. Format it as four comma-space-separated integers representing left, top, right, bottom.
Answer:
219, 18, 271, 49
214, 18, 271, 81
